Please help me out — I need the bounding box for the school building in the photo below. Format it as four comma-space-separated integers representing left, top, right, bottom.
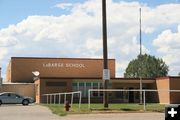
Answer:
1, 57, 180, 104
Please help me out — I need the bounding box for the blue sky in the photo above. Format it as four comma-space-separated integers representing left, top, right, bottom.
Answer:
1, 0, 179, 28
0, 0, 180, 79
0, 0, 66, 28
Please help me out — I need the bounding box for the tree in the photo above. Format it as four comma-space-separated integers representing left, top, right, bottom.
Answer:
178, 72, 180, 76
124, 54, 169, 78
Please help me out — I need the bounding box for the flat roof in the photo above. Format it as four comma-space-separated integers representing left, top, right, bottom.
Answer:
113, 77, 155, 80
39, 77, 155, 80
156, 76, 180, 80
2, 82, 34, 85
11, 57, 115, 60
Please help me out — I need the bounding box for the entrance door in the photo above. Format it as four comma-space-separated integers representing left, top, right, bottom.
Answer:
129, 88, 134, 103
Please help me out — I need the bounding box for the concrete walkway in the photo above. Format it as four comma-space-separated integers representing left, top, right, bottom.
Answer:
0, 104, 164, 120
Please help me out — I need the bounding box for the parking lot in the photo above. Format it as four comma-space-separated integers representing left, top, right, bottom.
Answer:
0, 104, 59, 120
0, 105, 164, 120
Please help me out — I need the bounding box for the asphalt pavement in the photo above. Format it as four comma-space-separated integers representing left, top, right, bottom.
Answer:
0, 104, 59, 120
0, 104, 164, 120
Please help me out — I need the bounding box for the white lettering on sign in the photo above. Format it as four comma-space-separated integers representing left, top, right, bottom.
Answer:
103, 69, 110, 80
43, 63, 85, 68
65, 63, 85, 68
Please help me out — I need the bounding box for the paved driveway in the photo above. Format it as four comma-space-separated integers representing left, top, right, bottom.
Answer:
0, 104, 60, 120
0, 104, 164, 120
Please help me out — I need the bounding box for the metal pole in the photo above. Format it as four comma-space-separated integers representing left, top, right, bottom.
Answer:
54, 95, 56, 104
88, 90, 91, 109
79, 92, 82, 109
140, 78, 143, 104
50, 95, 52, 104
47, 95, 48, 104
59, 94, 61, 104
139, 8, 142, 56
64, 94, 66, 103
71, 93, 74, 107
143, 90, 146, 111
102, 0, 109, 109
139, 7, 143, 105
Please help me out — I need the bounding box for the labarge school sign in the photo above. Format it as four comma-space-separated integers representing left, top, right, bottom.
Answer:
43, 63, 86, 68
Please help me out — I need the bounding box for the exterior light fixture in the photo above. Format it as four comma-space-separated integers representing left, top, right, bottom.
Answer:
32, 71, 40, 81
32, 71, 40, 77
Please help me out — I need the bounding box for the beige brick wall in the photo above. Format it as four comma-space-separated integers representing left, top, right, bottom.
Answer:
1, 83, 35, 100
34, 79, 40, 103
156, 77, 170, 104
6, 62, 11, 82
7, 57, 115, 83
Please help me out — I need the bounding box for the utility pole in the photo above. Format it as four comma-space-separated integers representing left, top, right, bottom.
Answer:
139, 8, 143, 105
139, 8, 142, 56
102, 0, 109, 108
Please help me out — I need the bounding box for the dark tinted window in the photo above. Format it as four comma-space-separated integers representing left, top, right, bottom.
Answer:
1, 93, 9, 97
10, 93, 21, 98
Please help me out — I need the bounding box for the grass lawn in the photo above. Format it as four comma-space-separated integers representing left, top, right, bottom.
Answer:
43, 103, 165, 116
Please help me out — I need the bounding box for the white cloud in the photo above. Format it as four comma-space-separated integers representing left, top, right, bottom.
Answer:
0, 0, 180, 77
0, 48, 7, 61
55, 3, 73, 10
85, 38, 102, 51
153, 25, 180, 75
116, 61, 130, 77
128, 4, 180, 38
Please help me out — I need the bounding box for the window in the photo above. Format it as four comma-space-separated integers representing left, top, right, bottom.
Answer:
124, 91, 129, 100
92, 83, 99, 97
79, 82, 85, 97
86, 82, 91, 97
0, 93, 9, 97
99, 83, 103, 96
10, 94, 20, 98
72, 83, 78, 91
135, 88, 140, 99
72, 81, 103, 97
115, 88, 123, 98
72, 82, 78, 97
